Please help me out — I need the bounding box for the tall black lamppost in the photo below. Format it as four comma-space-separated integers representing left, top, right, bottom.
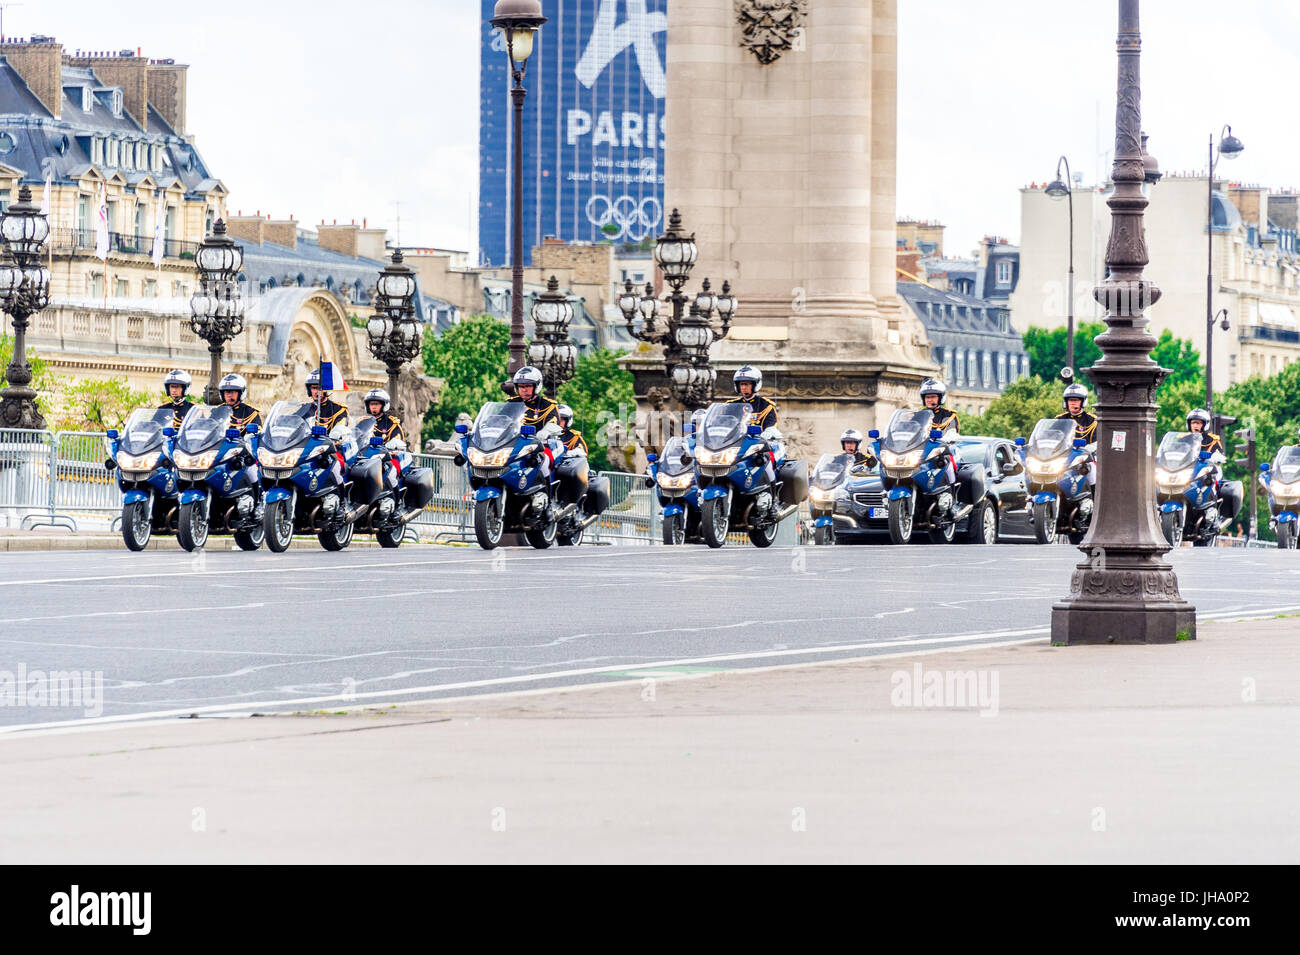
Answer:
1045, 157, 1077, 382
1051, 0, 1196, 645
0, 186, 52, 430
489, 0, 547, 379
617, 208, 737, 408
1205, 125, 1244, 416
189, 219, 245, 404
368, 249, 423, 416
527, 275, 577, 395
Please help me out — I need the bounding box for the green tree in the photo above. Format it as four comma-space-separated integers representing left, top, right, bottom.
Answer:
557, 347, 635, 472
963, 376, 1070, 440
420, 314, 510, 445
0, 334, 53, 391
51, 377, 155, 432
1022, 322, 1104, 379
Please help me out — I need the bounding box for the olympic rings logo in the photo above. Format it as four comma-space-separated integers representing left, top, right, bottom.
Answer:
585, 195, 663, 241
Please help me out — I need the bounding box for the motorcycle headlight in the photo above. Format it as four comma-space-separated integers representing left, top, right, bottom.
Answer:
696, 446, 740, 467
173, 449, 219, 470
1272, 479, 1300, 501
1027, 454, 1068, 479
881, 449, 923, 470
809, 486, 837, 504
468, 447, 512, 468
657, 472, 693, 489
116, 450, 161, 471
1154, 465, 1193, 489
258, 447, 302, 468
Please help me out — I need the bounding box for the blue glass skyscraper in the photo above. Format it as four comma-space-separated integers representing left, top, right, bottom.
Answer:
479, 0, 669, 267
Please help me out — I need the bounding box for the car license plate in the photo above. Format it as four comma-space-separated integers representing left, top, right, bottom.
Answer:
868, 506, 887, 518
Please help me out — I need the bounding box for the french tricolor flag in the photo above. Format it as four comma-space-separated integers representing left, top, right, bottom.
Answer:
318, 362, 348, 392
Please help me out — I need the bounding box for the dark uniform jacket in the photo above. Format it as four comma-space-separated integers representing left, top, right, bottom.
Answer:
313, 398, 349, 432
372, 412, 406, 445
727, 394, 778, 431
158, 400, 193, 431
561, 428, 588, 454
226, 402, 262, 433
1199, 431, 1224, 456
1056, 410, 1098, 443
509, 394, 559, 431
928, 406, 960, 435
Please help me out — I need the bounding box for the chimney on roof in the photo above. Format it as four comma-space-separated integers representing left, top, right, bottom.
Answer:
146, 57, 188, 133
2, 36, 64, 119
67, 49, 150, 127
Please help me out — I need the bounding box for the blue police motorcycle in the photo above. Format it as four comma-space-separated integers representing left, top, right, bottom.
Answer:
170, 404, 265, 552
1017, 417, 1094, 545
809, 453, 856, 545
1154, 431, 1224, 548
691, 401, 807, 548
257, 400, 360, 552
106, 407, 180, 551
458, 401, 566, 550
869, 409, 965, 545
1260, 445, 1300, 549
649, 435, 701, 546
347, 417, 435, 548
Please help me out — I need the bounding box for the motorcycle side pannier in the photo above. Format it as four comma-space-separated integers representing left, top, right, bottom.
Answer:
956, 461, 986, 505
350, 456, 386, 504
585, 474, 611, 515
404, 467, 435, 509
777, 460, 809, 505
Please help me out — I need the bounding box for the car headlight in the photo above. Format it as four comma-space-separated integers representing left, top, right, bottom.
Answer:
657, 472, 693, 489
881, 449, 923, 470
174, 449, 219, 470
468, 447, 512, 468
1154, 466, 1193, 489
258, 447, 302, 468
116, 450, 161, 471
696, 446, 739, 467
1027, 454, 1068, 479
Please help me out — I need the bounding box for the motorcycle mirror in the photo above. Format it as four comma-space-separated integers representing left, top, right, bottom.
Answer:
454, 424, 469, 434
311, 425, 328, 438
929, 429, 943, 441
1073, 438, 1086, 449
370, 436, 385, 448
1015, 437, 1026, 446
106, 429, 119, 439
868, 430, 880, 439
521, 425, 537, 436
1199, 451, 1212, 461
246, 423, 260, 435
225, 428, 240, 440
747, 425, 762, 436
647, 453, 658, 463
163, 427, 176, 438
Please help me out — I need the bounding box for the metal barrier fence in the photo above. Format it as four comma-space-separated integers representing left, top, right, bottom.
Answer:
0, 429, 64, 530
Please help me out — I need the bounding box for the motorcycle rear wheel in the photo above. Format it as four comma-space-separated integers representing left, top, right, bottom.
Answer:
662, 513, 685, 546
177, 499, 209, 552
264, 499, 294, 553
376, 527, 403, 548
814, 524, 834, 546
1032, 501, 1057, 545
701, 497, 729, 549
474, 497, 504, 550
319, 520, 354, 551
1160, 510, 1183, 548
748, 519, 778, 548
234, 523, 265, 551
887, 497, 913, 545
928, 517, 956, 544
1277, 521, 1295, 550
525, 519, 556, 549
122, 500, 151, 552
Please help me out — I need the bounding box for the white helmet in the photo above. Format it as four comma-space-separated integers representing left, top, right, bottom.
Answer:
557, 404, 574, 427
733, 365, 762, 394
840, 428, 864, 450
364, 388, 391, 413
217, 373, 247, 399
1063, 383, 1089, 410
513, 365, 544, 393
163, 369, 192, 397
1187, 408, 1211, 430
920, 378, 947, 402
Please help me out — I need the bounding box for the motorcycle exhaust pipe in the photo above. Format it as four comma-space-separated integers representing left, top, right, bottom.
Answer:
555, 502, 578, 522
950, 503, 974, 523
396, 506, 424, 526
577, 512, 600, 530
775, 504, 799, 522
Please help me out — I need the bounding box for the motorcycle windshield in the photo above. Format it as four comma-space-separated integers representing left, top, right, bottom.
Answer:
699, 402, 749, 451
882, 409, 933, 454
1028, 418, 1076, 459
353, 417, 378, 449
812, 453, 852, 489
472, 402, 525, 452
262, 401, 316, 452
659, 436, 693, 477
119, 408, 173, 455
176, 404, 235, 454
1274, 445, 1300, 482
1156, 432, 1200, 471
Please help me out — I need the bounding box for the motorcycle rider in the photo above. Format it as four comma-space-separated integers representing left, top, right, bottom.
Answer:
217, 373, 262, 433
1056, 383, 1098, 443
305, 368, 349, 433
158, 369, 194, 429
840, 428, 876, 468
1187, 408, 1240, 528
920, 378, 959, 434
508, 365, 560, 478
558, 404, 587, 455
364, 388, 405, 445
727, 365, 778, 430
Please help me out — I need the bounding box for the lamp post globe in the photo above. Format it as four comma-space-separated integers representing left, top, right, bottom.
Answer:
0, 186, 54, 429
368, 249, 424, 414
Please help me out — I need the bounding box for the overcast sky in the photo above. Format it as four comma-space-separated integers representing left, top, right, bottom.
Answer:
18, 1, 1299, 258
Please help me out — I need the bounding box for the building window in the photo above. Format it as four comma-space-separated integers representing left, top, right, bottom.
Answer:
165, 206, 176, 241
135, 202, 147, 240
91, 138, 104, 165
996, 260, 1012, 286
144, 278, 157, 297
114, 278, 129, 298
966, 350, 977, 385
90, 272, 105, 298
78, 194, 90, 234
172, 280, 185, 297
0, 189, 9, 212
82, 87, 94, 112
111, 89, 123, 118
997, 353, 1008, 387
981, 351, 992, 387
107, 139, 119, 167
105, 199, 117, 235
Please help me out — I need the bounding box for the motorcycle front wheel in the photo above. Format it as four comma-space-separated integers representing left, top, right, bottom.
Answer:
887, 496, 913, 545
264, 499, 294, 553
121, 500, 151, 552
177, 499, 209, 552
662, 512, 685, 546
814, 523, 834, 546
701, 496, 729, 549
1032, 501, 1057, 545
1160, 510, 1183, 548
473, 497, 504, 550
1276, 521, 1295, 550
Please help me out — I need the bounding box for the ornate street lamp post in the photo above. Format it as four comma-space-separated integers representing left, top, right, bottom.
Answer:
368, 249, 423, 417
189, 219, 245, 404
0, 185, 53, 430
1051, 0, 1196, 645
489, 0, 547, 379
1205, 125, 1244, 417
1045, 158, 1077, 382
617, 208, 738, 408
527, 275, 578, 395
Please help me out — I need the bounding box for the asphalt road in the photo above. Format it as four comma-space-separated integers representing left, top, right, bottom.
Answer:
1, 541, 1297, 730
